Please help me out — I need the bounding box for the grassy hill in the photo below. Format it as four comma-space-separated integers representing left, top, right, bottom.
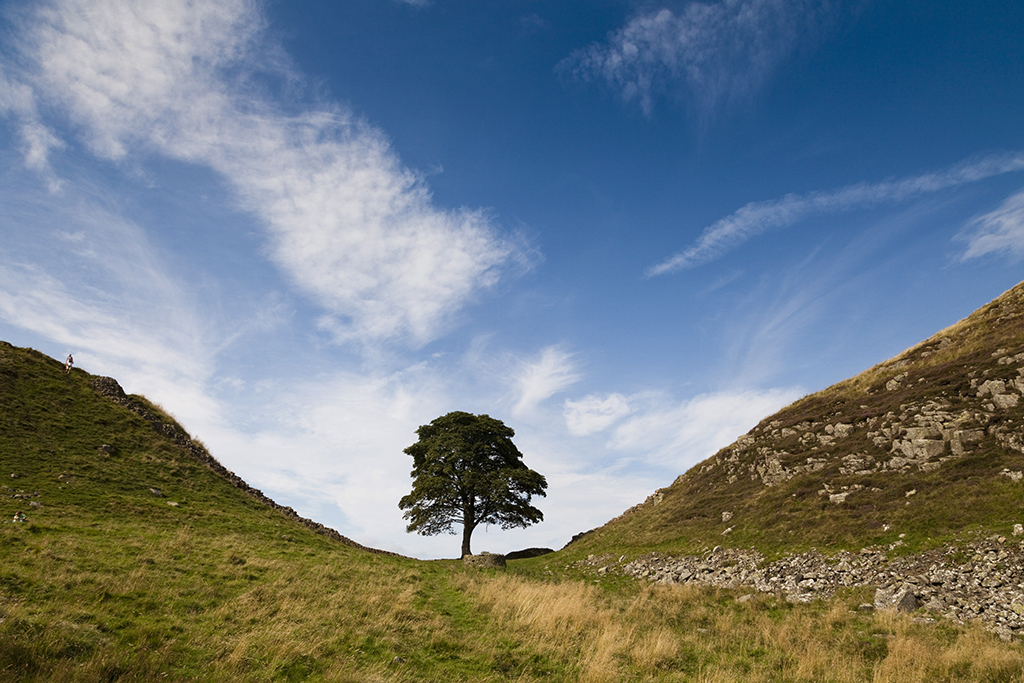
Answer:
3, 338, 1024, 682
567, 280, 1024, 562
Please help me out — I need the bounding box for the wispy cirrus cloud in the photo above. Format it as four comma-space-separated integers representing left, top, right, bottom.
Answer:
0, 70, 65, 190
513, 346, 581, 415
7, 0, 527, 346
563, 393, 632, 436
648, 152, 1024, 276
0, 181, 235, 435
558, 0, 840, 116
0, 181, 207, 378
558, 387, 800, 470
959, 188, 1024, 262
607, 387, 801, 467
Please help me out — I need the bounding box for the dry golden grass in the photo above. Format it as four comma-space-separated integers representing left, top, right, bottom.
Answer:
463, 572, 1024, 683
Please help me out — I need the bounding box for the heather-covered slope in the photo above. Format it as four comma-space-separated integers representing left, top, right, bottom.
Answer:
575, 280, 1024, 558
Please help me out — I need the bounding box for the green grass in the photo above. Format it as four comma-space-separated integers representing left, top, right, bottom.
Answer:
3, 340, 1024, 681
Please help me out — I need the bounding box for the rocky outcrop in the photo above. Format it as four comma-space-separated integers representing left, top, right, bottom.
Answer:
584, 534, 1024, 640
693, 344, 1024, 492
89, 376, 403, 557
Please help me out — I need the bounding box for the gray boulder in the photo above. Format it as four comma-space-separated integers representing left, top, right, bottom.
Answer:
462, 552, 506, 569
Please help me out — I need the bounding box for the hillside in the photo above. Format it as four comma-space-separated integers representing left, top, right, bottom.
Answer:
565, 281, 1024, 636
0, 341, 439, 679
4, 338, 1024, 682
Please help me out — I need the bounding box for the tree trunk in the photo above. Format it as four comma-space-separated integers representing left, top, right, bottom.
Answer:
461, 522, 475, 558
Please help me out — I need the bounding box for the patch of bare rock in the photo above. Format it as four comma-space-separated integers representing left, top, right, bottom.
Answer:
697, 346, 1024, 489
581, 535, 1024, 641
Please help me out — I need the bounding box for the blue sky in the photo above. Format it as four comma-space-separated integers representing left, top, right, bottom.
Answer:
1, 0, 1022, 558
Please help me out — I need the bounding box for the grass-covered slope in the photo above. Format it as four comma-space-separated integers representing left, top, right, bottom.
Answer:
0, 341, 430, 680
571, 281, 1024, 560
3, 342, 1024, 682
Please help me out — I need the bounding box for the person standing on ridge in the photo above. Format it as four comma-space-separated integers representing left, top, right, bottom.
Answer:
65, 354, 73, 374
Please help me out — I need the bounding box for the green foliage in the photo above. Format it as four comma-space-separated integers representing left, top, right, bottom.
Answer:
399, 411, 547, 557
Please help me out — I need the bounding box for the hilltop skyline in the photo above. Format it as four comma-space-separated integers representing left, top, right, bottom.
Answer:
1, 0, 1023, 557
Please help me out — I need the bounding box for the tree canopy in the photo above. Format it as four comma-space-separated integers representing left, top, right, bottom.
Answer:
398, 411, 547, 557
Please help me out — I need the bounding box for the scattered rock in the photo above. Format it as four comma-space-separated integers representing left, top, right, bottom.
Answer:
978, 379, 1010, 398
832, 423, 854, 438
149, 487, 163, 497
614, 536, 1024, 638
886, 373, 908, 391
994, 394, 1020, 409
892, 586, 921, 613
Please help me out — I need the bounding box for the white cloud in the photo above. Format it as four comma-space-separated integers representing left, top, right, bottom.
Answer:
959, 187, 1024, 261
648, 152, 1024, 275
513, 346, 581, 415
11, 0, 525, 346
0, 183, 211, 389
0, 262, 201, 383
564, 393, 631, 436
559, 0, 838, 115
207, 365, 452, 554
607, 388, 801, 468
0, 69, 65, 189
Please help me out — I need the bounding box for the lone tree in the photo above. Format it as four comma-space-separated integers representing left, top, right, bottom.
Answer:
399, 411, 547, 557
